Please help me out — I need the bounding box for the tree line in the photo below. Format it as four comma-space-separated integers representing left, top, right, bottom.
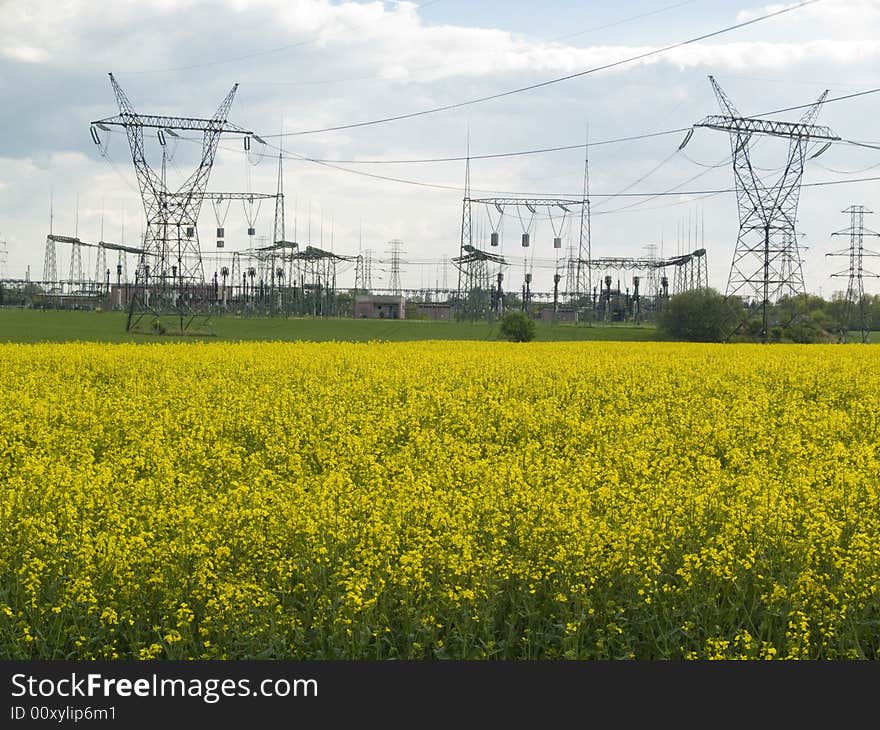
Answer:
657, 289, 880, 343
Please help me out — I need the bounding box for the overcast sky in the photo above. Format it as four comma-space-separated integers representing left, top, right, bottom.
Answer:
1, 0, 879, 296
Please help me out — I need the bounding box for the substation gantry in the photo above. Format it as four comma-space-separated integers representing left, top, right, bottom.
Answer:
456, 141, 591, 319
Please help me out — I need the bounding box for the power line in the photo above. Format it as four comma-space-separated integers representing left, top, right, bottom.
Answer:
287, 139, 880, 198
269, 129, 690, 164
175, 131, 724, 198
816, 158, 880, 175
246, 87, 880, 166
169, 130, 880, 202
593, 190, 725, 217
114, 83, 880, 172
100, 72, 880, 211
593, 162, 731, 215
248, 137, 845, 202
233, 1, 704, 90
756, 86, 880, 120
548, 0, 701, 43
263, 1, 819, 137
591, 149, 687, 211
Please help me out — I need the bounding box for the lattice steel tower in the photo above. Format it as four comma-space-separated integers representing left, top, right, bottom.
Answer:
69, 240, 83, 287
0, 235, 7, 280
576, 125, 592, 306
696, 76, 839, 342
827, 205, 880, 343
456, 152, 473, 300
91, 74, 253, 333
43, 237, 57, 285
387, 239, 404, 295
364, 249, 373, 292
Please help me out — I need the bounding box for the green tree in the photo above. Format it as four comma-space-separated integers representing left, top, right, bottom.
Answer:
499, 310, 536, 342
771, 294, 834, 343
657, 289, 742, 342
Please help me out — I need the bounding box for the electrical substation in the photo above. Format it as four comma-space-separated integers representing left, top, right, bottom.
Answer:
1, 71, 876, 340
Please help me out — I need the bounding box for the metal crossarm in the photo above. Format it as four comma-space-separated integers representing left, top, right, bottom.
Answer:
468, 198, 586, 208
93, 114, 250, 135
166, 192, 277, 201
697, 115, 839, 142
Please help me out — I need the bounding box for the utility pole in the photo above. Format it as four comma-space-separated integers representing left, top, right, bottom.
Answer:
91, 73, 255, 333
387, 239, 404, 295
44, 190, 58, 287
695, 75, 838, 342
457, 138, 472, 302
576, 123, 591, 307
827, 205, 880, 343
0, 235, 7, 280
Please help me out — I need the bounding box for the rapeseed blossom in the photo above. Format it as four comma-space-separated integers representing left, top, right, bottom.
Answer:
0, 341, 878, 659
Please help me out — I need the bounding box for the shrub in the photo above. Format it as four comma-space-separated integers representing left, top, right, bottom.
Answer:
657, 289, 741, 342
499, 310, 536, 342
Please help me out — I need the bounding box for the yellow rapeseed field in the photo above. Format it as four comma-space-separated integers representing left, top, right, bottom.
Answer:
1, 341, 878, 659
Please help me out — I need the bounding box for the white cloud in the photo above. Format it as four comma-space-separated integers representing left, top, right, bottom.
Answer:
1, 0, 879, 298
2, 0, 876, 78
737, 2, 815, 22
737, 0, 880, 40
48, 151, 92, 168
0, 44, 50, 63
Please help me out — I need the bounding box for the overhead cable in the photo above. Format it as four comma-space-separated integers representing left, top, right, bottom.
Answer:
262, 0, 820, 137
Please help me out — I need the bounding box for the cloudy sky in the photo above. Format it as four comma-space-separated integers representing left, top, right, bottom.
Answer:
1, 0, 879, 297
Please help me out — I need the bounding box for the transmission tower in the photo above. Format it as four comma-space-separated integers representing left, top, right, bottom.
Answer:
455, 139, 506, 319
43, 191, 58, 288
116, 249, 127, 285
827, 205, 880, 343
363, 249, 373, 291
457, 149, 473, 300
43, 237, 57, 286
576, 124, 592, 306
388, 239, 404, 295
695, 248, 709, 290
69, 241, 83, 288
772, 231, 806, 301
696, 76, 839, 342
354, 224, 366, 296
0, 235, 7, 280
91, 73, 254, 334
273, 152, 286, 245
564, 244, 577, 301
94, 244, 107, 292
68, 197, 83, 288
117, 211, 129, 286
354, 255, 365, 294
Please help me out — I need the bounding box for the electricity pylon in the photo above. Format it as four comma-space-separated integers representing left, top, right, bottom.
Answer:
696, 76, 839, 342
827, 205, 880, 343
91, 74, 254, 333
